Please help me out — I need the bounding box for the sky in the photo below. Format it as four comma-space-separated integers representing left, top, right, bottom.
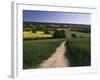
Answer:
23, 10, 91, 25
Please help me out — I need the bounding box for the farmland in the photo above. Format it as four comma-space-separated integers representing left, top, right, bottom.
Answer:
65, 31, 90, 38
23, 10, 91, 69
65, 36, 90, 66
23, 38, 65, 69
23, 30, 53, 39
23, 22, 91, 68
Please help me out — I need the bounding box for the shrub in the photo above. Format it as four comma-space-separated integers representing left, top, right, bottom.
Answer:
45, 31, 50, 34
71, 33, 77, 38
53, 30, 66, 38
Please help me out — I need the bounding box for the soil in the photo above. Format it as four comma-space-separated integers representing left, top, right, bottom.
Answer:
39, 41, 69, 68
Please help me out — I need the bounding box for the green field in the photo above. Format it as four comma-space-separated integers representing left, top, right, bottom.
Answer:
65, 31, 90, 38
65, 30, 91, 66
65, 36, 91, 66
23, 38, 65, 69
23, 29, 91, 68
66, 31, 90, 51
67, 37, 90, 50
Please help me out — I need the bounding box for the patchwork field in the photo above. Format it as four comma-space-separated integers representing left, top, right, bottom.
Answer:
23, 21, 91, 68
23, 11, 91, 69
23, 30, 91, 68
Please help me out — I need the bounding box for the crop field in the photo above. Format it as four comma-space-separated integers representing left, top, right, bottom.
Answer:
65, 36, 91, 66
23, 31, 53, 39
23, 21, 91, 68
67, 37, 90, 50
23, 10, 91, 69
23, 38, 65, 69
23, 30, 91, 68
65, 31, 90, 38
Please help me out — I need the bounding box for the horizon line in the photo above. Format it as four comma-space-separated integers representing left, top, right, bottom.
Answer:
23, 21, 91, 26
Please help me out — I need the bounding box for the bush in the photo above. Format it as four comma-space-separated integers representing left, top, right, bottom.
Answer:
32, 30, 36, 33
53, 30, 66, 38
45, 31, 50, 34
71, 33, 77, 38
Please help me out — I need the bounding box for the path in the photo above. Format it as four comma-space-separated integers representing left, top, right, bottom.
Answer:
39, 40, 69, 68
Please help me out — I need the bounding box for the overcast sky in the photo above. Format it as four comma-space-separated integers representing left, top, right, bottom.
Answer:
23, 10, 91, 25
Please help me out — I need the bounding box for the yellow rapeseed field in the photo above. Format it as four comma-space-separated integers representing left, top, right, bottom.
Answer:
23, 31, 53, 39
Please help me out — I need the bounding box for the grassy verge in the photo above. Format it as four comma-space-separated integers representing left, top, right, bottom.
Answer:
23, 38, 65, 69
65, 37, 91, 66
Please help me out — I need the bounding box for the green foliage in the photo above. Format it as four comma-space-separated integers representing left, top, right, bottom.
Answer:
45, 31, 50, 34
70, 27, 90, 33
53, 30, 66, 38
23, 39, 65, 69
71, 33, 77, 38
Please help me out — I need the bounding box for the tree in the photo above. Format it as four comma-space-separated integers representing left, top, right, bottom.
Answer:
53, 30, 66, 38
71, 33, 77, 38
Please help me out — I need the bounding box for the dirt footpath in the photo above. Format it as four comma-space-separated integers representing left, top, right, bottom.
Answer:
39, 41, 69, 68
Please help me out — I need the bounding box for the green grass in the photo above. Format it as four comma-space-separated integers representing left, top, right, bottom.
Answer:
64, 30, 91, 66
65, 37, 91, 66
23, 38, 65, 69
67, 38, 90, 50
65, 31, 90, 38
23, 30, 91, 68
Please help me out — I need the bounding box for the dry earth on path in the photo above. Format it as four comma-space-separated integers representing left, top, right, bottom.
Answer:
39, 41, 69, 68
